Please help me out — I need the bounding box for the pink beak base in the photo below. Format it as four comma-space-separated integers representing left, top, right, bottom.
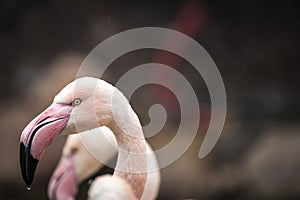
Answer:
19, 103, 72, 189
48, 155, 78, 200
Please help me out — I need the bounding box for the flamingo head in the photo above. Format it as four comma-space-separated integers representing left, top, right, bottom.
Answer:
47, 133, 102, 200
47, 154, 78, 200
19, 77, 115, 189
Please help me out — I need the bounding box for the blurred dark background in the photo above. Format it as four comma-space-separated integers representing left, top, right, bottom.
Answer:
0, 0, 299, 199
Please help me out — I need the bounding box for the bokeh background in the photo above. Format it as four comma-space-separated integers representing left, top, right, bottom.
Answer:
0, 0, 299, 199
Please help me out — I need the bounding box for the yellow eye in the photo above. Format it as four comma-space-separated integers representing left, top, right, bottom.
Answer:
72, 98, 82, 106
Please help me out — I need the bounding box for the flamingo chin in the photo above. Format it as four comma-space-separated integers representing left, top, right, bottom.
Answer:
19, 102, 72, 189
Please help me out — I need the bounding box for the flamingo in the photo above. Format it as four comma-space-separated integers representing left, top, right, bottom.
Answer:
88, 174, 138, 199
48, 127, 160, 200
20, 77, 159, 199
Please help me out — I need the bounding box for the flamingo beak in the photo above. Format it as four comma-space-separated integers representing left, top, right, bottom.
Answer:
48, 155, 78, 200
19, 102, 72, 189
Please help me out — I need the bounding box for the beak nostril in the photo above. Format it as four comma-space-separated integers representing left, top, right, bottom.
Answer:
37, 116, 50, 125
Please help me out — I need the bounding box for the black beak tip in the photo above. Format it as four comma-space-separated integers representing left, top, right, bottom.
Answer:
20, 142, 39, 189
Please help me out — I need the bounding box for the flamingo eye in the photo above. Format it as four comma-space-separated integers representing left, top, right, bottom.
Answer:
72, 98, 82, 106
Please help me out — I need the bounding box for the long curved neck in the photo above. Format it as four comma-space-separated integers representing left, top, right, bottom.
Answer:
108, 103, 147, 199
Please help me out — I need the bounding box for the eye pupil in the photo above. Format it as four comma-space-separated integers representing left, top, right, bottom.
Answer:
73, 98, 81, 106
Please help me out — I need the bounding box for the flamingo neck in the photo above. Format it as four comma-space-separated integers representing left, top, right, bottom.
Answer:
108, 107, 147, 199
